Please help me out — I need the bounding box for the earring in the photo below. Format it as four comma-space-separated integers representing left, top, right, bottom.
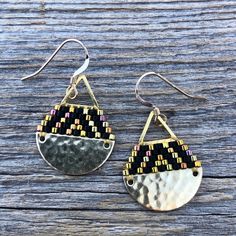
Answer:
123, 72, 206, 211
21, 39, 115, 175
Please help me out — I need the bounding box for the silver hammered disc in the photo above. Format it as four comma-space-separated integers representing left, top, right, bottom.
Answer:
123, 168, 202, 211
36, 132, 115, 175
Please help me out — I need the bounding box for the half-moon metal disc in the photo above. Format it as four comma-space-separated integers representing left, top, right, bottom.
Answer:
36, 132, 115, 175
123, 168, 202, 211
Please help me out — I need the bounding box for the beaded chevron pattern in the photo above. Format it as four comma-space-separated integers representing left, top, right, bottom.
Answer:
123, 140, 201, 176
37, 104, 115, 140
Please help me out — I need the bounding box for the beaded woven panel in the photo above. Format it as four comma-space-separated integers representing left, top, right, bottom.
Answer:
36, 104, 115, 141
123, 139, 201, 176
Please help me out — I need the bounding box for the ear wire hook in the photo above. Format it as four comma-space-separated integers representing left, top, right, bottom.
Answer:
21, 38, 89, 81
135, 72, 207, 124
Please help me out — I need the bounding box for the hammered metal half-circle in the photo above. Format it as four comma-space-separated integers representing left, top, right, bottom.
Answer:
123, 168, 202, 211
36, 133, 115, 175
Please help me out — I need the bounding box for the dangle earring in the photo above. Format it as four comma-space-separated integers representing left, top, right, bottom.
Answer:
21, 39, 115, 175
123, 72, 206, 211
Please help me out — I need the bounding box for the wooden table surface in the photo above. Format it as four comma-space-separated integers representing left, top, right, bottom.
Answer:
0, 0, 235, 235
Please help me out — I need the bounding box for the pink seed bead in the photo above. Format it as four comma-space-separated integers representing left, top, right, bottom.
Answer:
146, 151, 151, 156
100, 115, 107, 121
186, 150, 192, 156
134, 145, 140, 151
50, 109, 56, 115
56, 122, 61, 128
65, 112, 70, 118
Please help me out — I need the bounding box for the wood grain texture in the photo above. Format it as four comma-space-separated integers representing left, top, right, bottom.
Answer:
0, 0, 236, 235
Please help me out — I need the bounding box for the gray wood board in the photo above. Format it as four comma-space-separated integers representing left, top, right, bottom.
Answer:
0, 0, 235, 235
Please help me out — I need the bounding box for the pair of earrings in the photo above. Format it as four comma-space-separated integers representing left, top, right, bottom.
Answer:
21, 39, 204, 211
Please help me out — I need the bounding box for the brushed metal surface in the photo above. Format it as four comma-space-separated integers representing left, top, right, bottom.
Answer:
123, 168, 203, 211
36, 133, 115, 175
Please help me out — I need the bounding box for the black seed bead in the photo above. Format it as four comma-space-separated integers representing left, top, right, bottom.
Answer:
70, 113, 77, 119
169, 141, 178, 148
129, 169, 136, 175
143, 167, 152, 174
47, 120, 55, 127
140, 145, 149, 152
60, 106, 69, 112
72, 130, 80, 136
158, 165, 166, 172
58, 127, 66, 135
182, 156, 192, 164
154, 143, 163, 149
88, 109, 97, 116
44, 126, 51, 133
101, 133, 109, 139
93, 115, 100, 122
187, 162, 195, 168
137, 150, 146, 157
152, 149, 161, 155
75, 107, 83, 114
87, 132, 95, 138
97, 126, 106, 133
172, 163, 180, 170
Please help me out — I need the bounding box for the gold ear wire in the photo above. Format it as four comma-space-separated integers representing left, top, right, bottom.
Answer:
135, 71, 206, 109
21, 38, 89, 81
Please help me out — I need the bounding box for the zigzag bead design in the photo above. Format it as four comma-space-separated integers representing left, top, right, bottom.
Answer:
123, 140, 201, 175
36, 104, 115, 140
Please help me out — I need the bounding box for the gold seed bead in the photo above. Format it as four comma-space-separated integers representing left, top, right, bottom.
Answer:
177, 157, 182, 163
41, 120, 47, 126
106, 127, 112, 133
155, 160, 162, 166
195, 161, 201, 167
128, 156, 134, 162
167, 164, 173, 171
131, 150, 137, 157
177, 140, 184, 145
88, 121, 94, 126
45, 115, 51, 121
80, 130, 86, 137
181, 163, 187, 169
123, 169, 129, 176
70, 124, 76, 130
182, 145, 189, 151
77, 125, 83, 130
75, 119, 80, 125
37, 125, 43, 132
125, 163, 132, 169
103, 122, 109, 127
86, 115, 91, 121
52, 127, 58, 134
168, 147, 174, 153
137, 167, 143, 174
66, 129, 72, 135
95, 132, 101, 138
163, 142, 169, 148
92, 126, 97, 132
172, 152, 178, 158
83, 108, 89, 114
162, 160, 168, 165
54, 105, 60, 110
109, 134, 115, 140
39, 132, 46, 137
152, 167, 158, 173
69, 106, 75, 113
191, 155, 197, 161
149, 144, 154, 150
140, 162, 146, 168
97, 110, 104, 115
157, 155, 163, 161
60, 118, 66, 123
143, 156, 149, 162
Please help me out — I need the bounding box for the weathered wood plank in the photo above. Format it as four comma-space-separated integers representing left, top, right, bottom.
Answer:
0, 0, 235, 235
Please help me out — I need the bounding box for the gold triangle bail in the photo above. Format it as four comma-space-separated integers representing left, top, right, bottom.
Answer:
139, 109, 178, 145
60, 74, 100, 109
